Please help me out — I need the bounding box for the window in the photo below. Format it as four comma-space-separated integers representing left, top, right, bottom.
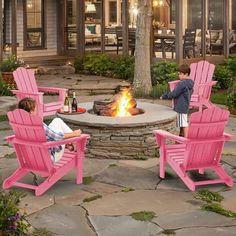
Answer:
24, 0, 44, 49
109, 1, 117, 23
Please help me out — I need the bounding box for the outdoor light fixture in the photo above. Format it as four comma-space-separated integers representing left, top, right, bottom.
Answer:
27, 0, 33, 9
153, 0, 164, 7
86, 2, 96, 13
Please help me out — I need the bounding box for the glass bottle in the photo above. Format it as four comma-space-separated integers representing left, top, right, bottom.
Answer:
72, 91, 77, 113
63, 93, 70, 113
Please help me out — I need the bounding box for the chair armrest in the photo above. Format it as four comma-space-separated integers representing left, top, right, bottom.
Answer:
5, 135, 15, 142
11, 90, 44, 96
43, 134, 90, 148
223, 132, 233, 141
198, 81, 217, 87
38, 86, 67, 94
168, 80, 180, 91
153, 130, 188, 144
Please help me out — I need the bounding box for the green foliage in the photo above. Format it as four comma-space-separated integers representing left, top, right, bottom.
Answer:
202, 203, 236, 218
84, 53, 114, 76
134, 152, 148, 160
74, 53, 86, 73
213, 64, 233, 89
0, 114, 8, 122
0, 190, 30, 235
0, 55, 25, 72
151, 61, 178, 86
226, 82, 236, 111
210, 92, 228, 105
224, 56, 236, 74
150, 84, 169, 98
113, 55, 135, 81
0, 74, 14, 96
130, 211, 156, 221
194, 189, 224, 203
83, 194, 102, 203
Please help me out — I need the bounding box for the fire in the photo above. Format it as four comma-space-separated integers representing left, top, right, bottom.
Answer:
115, 88, 133, 117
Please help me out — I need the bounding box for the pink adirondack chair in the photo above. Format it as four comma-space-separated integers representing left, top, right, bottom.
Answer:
3, 109, 90, 196
169, 60, 217, 112
12, 67, 67, 117
153, 106, 233, 191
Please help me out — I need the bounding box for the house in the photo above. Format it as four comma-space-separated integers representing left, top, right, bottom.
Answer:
0, 0, 236, 65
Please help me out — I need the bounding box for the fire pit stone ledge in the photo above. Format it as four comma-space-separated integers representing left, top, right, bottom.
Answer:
57, 101, 177, 159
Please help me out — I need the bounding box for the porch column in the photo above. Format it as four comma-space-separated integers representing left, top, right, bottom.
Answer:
76, 0, 85, 54
0, 0, 3, 61
201, 0, 207, 59
223, 0, 230, 57
101, 0, 105, 53
11, 0, 17, 56
122, 0, 129, 55
175, 0, 183, 63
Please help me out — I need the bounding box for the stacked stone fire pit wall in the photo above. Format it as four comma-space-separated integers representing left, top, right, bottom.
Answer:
58, 102, 177, 159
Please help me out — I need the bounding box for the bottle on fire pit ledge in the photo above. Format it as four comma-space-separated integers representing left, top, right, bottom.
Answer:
63, 93, 70, 113
72, 91, 78, 113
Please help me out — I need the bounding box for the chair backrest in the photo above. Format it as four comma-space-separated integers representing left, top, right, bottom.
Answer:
184, 107, 229, 170
189, 60, 215, 98
7, 109, 53, 173
183, 28, 196, 47
13, 67, 38, 93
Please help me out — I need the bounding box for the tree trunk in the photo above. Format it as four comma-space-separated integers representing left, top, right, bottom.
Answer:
133, 0, 152, 95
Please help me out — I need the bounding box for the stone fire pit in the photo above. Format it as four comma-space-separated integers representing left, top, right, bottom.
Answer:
57, 101, 176, 159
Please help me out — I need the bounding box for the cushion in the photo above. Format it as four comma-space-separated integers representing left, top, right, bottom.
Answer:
211, 31, 219, 42
87, 24, 96, 34
85, 28, 92, 35
96, 24, 101, 35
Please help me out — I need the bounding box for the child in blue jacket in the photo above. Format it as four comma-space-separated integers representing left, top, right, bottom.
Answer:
161, 64, 194, 137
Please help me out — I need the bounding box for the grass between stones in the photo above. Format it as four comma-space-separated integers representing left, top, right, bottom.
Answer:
162, 229, 176, 235
31, 228, 56, 236
83, 194, 102, 203
130, 211, 156, 221
109, 163, 118, 167
134, 153, 148, 160
121, 187, 135, 192
0, 115, 8, 122
195, 189, 236, 218
82, 176, 95, 185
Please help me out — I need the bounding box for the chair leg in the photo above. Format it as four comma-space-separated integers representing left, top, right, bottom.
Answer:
3, 168, 29, 189
214, 166, 233, 187
76, 158, 83, 184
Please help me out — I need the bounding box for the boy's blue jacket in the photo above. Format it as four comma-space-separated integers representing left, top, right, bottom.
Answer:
162, 79, 194, 114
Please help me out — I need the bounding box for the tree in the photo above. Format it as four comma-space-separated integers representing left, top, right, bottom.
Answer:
133, 0, 153, 95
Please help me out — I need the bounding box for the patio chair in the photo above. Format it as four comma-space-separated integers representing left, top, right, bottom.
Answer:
12, 67, 67, 117
169, 60, 217, 112
153, 106, 233, 191
2, 109, 90, 196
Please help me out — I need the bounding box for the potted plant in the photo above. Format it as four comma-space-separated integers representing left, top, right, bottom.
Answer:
0, 190, 30, 235
0, 55, 25, 87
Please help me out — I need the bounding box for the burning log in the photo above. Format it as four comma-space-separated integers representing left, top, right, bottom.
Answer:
93, 88, 141, 117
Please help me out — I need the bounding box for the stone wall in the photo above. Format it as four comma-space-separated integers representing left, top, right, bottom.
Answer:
69, 119, 176, 159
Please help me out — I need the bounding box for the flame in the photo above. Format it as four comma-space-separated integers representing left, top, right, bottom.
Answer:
115, 88, 133, 117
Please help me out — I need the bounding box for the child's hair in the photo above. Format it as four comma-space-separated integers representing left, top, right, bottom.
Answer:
177, 64, 191, 75
18, 97, 36, 112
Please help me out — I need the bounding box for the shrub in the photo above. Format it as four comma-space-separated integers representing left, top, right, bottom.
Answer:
0, 55, 25, 72
84, 53, 114, 76
226, 82, 236, 112
0, 190, 30, 235
225, 56, 236, 74
151, 61, 178, 86
113, 55, 135, 81
150, 83, 169, 98
0, 74, 14, 96
74, 53, 86, 73
213, 64, 233, 89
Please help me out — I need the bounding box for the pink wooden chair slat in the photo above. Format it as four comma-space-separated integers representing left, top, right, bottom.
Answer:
13, 67, 38, 92
169, 60, 216, 112
12, 67, 67, 117
3, 109, 90, 196
153, 107, 233, 191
